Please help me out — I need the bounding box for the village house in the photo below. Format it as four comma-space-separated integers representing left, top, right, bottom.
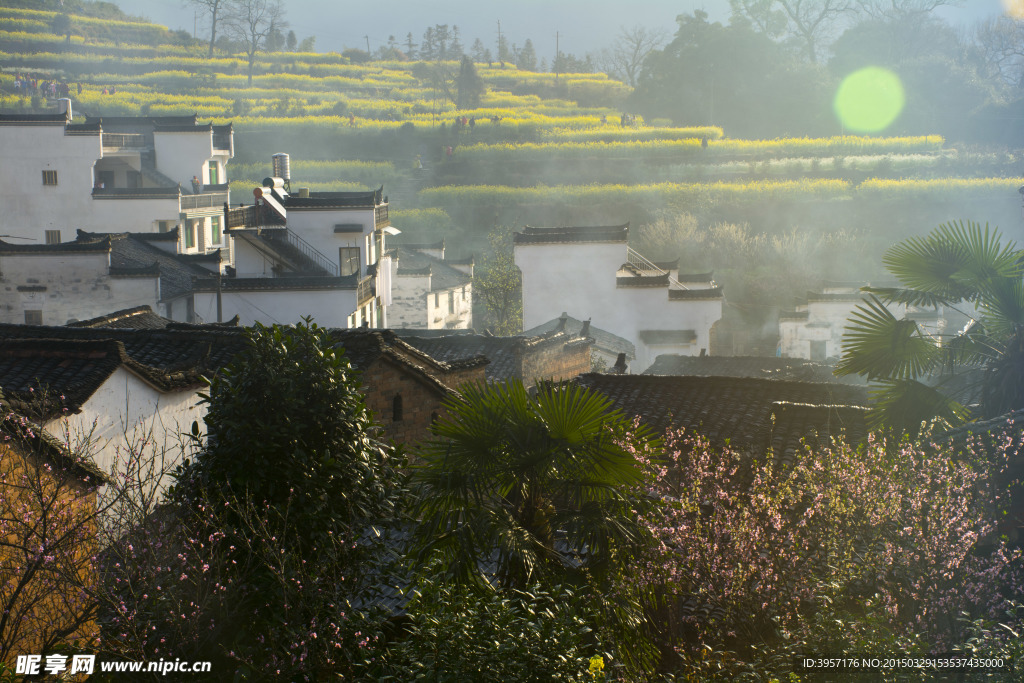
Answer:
513, 224, 722, 373
395, 321, 593, 388
522, 313, 635, 371
328, 329, 488, 444
217, 161, 397, 328
387, 239, 473, 330
779, 282, 944, 361
0, 106, 233, 252
0, 229, 221, 326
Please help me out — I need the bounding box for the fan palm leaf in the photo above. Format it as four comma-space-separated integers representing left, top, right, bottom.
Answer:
836, 295, 939, 380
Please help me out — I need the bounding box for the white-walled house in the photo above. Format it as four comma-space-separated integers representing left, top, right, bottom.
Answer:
0, 230, 220, 326
779, 282, 944, 360
0, 108, 233, 254
513, 224, 722, 372
388, 240, 473, 330
0, 324, 248, 489
221, 178, 395, 328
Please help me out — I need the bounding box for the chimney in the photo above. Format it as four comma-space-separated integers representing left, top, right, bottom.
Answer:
556, 311, 568, 333
613, 353, 627, 374
580, 318, 591, 337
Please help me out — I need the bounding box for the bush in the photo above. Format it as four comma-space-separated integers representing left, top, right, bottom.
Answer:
363, 569, 605, 682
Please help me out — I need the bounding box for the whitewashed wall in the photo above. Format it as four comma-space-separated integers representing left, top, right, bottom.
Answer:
194, 288, 357, 327
0, 252, 160, 325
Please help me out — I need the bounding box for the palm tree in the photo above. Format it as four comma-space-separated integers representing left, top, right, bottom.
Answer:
410, 380, 654, 590
836, 220, 1024, 431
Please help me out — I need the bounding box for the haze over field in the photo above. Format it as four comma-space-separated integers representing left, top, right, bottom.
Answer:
117, 0, 1005, 58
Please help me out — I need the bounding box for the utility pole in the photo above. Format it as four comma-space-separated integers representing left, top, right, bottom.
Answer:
364, 35, 370, 54
194, 10, 197, 40
554, 31, 559, 82
497, 20, 502, 66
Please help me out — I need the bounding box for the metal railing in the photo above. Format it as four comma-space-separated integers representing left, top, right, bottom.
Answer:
181, 192, 229, 211
626, 246, 688, 290
265, 228, 340, 277
102, 133, 146, 148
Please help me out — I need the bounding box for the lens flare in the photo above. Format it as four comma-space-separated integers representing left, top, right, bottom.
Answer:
833, 67, 905, 133
1003, 0, 1024, 19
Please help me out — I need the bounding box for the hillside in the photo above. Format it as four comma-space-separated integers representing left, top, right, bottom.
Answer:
2, 2, 1022, 343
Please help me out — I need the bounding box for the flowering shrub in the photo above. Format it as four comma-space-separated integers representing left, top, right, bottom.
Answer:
621, 428, 1024, 677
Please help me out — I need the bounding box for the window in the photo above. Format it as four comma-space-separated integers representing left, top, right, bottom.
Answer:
461, 285, 466, 300
208, 163, 219, 185
41, 170, 57, 186
392, 394, 403, 422
211, 216, 222, 245
434, 292, 440, 308
448, 290, 454, 314
24, 310, 42, 325
185, 222, 195, 249
158, 221, 172, 233
339, 247, 360, 276
809, 340, 827, 362
45, 230, 61, 245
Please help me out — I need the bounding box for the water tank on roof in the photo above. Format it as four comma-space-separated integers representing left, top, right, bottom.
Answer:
271, 153, 291, 181
57, 98, 72, 120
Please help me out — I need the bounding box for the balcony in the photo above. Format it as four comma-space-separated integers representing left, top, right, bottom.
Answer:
181, 192, 229, 211
101, 133, 148, 151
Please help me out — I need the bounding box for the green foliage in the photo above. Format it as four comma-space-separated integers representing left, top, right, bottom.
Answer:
456, 54, 485, 110
411, 379, 653, 591
172, 319, 404, 554
837, 221, 1024, 428
474, 227, 523, 335
363, 569, 603, 681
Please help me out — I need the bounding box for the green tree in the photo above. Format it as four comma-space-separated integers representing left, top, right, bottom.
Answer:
836, 221, 1024, 430
410, 380, 653, 591
517, 38, 538, 71
174, 320, 403, 548
286, 28, 296, 51
455, 54, 485, 109
630, 11, 834, 137
160, 320, 404, 677
50, 13, 72, 43
474, 228, 523, 335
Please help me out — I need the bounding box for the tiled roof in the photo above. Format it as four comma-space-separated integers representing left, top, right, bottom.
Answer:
68, 306, 172, 329
575, 373, 869, 458
283, 186, 385, 209
191, 275, 358, 292
0, 236, 111, 254
327, 329, 487, 394
521, 314, 635, 360
644, 355, 867, 385
668, 286, 723, 301
153, 123, 213, 133
0, 323, 248, 396
77, 230, 211, 300
0, 339, 126, 418
394, 247, 471, 292
513, 224, 629, 245
86, 115, 199, 128
638, 330, 697, 345
400, 330, 585, 383
92, 187, 181, 199
0, 113, 69, 126
617, 273, 669, 288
